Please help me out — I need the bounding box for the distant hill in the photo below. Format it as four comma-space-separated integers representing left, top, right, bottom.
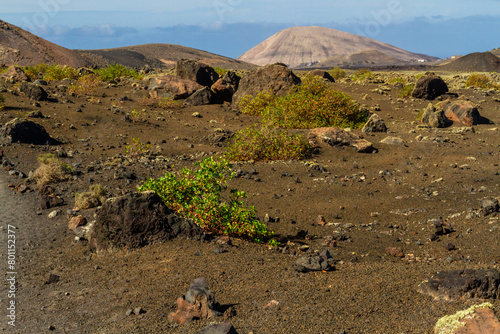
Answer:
438, 52, 500, 72
81, 44, 256, 70
0, 19, 92, 67
238, 26, 438, 68
0, 19, 255, 70
317, 49, 405, 68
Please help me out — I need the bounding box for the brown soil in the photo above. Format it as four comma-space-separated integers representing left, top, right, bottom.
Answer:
0, 71, 499, 334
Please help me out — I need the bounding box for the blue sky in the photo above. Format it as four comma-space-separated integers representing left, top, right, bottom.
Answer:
2, 1, 499, 59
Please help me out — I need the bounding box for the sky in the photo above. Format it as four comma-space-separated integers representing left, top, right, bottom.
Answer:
1, 0, 499, 59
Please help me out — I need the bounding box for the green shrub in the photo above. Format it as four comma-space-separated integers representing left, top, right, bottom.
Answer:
68, 74, 101, 96
22, 64, 49, 81
125, 137, 151, 156
329, 66, 347, 80
43, 65, 78, 81
32, 153, 73, 187
238, 89, 278, 116
351, 68, 373, 81
262, 75, 368, 129
138, 157, 272, 240
465, 73, 499, 89
94, 65, 142, 81
75, 184, 107, 209
226, 125, 311, 162
388, 77, 406, 84
399, 84, 414, 98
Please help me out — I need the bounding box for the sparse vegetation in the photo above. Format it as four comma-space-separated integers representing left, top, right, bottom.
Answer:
75, 184, 107, 209
213, 66, 229, 77
399, 84, 414, 98
158, 96, 180, 109
0, 94, 4, 110
68, 74, 102, 96
264, 75, 367, 129
22, 64, 78, 81
32, 153, 73, 187
465, 73, 499, 90
238, 90, 278, 116
351, 68, 374, 82
125, 137, 152, 157
139, 157, 273, 240
329, 66, 347, 80
226, 125, 311, 162
94, 64, 143, 81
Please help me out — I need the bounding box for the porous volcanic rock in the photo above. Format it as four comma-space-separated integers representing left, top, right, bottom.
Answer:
437, 100, 480, 126
211, 71, 241, 103
18, 82, 48, 101
412, 73, 449, 100
185, 87, 215, 106
0, 65, 29, 82
308, 69, 335, 82
308, 127, 375, 153
168, 278, 221, 325
421, 103, 452, 128
362, 113, 387, 132
232, 63, 301, 107
175, 59, 219, 87
89, 191, 202, 251
418, 269, 500, 301
434, 303, 500, 334
149, 75, 203, 100
0, 118, 59, 145
295, 249, 336, 273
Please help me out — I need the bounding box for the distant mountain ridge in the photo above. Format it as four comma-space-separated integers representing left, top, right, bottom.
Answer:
0, 19, 255, 70
238, 26, 439, 68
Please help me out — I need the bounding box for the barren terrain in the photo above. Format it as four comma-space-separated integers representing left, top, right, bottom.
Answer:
0, 69, 499, 334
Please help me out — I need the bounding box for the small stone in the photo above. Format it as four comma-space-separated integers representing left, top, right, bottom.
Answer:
68, 215, 87, 230
264, 300, 280, 309
133, 307, 144, 315
444, 243, 456, 251
48, 210, 61, 218
385, 247, 404, 258
192, 112, 202, 118
125, 308, 133, 316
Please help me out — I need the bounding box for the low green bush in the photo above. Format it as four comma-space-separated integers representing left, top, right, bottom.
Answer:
226, 125, 311, 162
94, 65, 142, 81
351, 68, 374, 81
399, 84, 414, 98
329, 66, 347, 80
139, 157, 272, 241
465, 73, 499, 89
213, 66, 228, 77
43, 65, 78, 81
238, 89, 278, 116
264, 75, 367, 129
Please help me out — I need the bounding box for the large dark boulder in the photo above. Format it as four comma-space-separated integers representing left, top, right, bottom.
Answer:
232, 63, 301, 107
211, 71, 241, 103
418, 269, 500, 301
185, 87, 215, 106
175, 59, 219, 87
412, 73, 449, 100
149, 75, 203, 100
89, 191, 202, 251
18, 82, 48, 101
0, 118, 60, 145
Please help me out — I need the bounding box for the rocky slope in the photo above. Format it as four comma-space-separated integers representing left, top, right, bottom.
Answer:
238, 26, 438, 68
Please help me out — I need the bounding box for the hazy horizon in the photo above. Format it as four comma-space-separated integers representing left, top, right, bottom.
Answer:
2, 1, 499, 60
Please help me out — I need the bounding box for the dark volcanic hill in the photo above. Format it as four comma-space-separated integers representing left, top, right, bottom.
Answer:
81, 44, 256, 70
238, 26, 438, 68
439, 52, 500, 72
0, 19, 255, 70
0, 19, 92, 67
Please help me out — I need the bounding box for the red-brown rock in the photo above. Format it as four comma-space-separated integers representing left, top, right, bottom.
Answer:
385, 247, 404, 258
149, 75, 203, 100
68, 215, 87, 230
454, 307, 500, 334
437, 100, 480, 126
